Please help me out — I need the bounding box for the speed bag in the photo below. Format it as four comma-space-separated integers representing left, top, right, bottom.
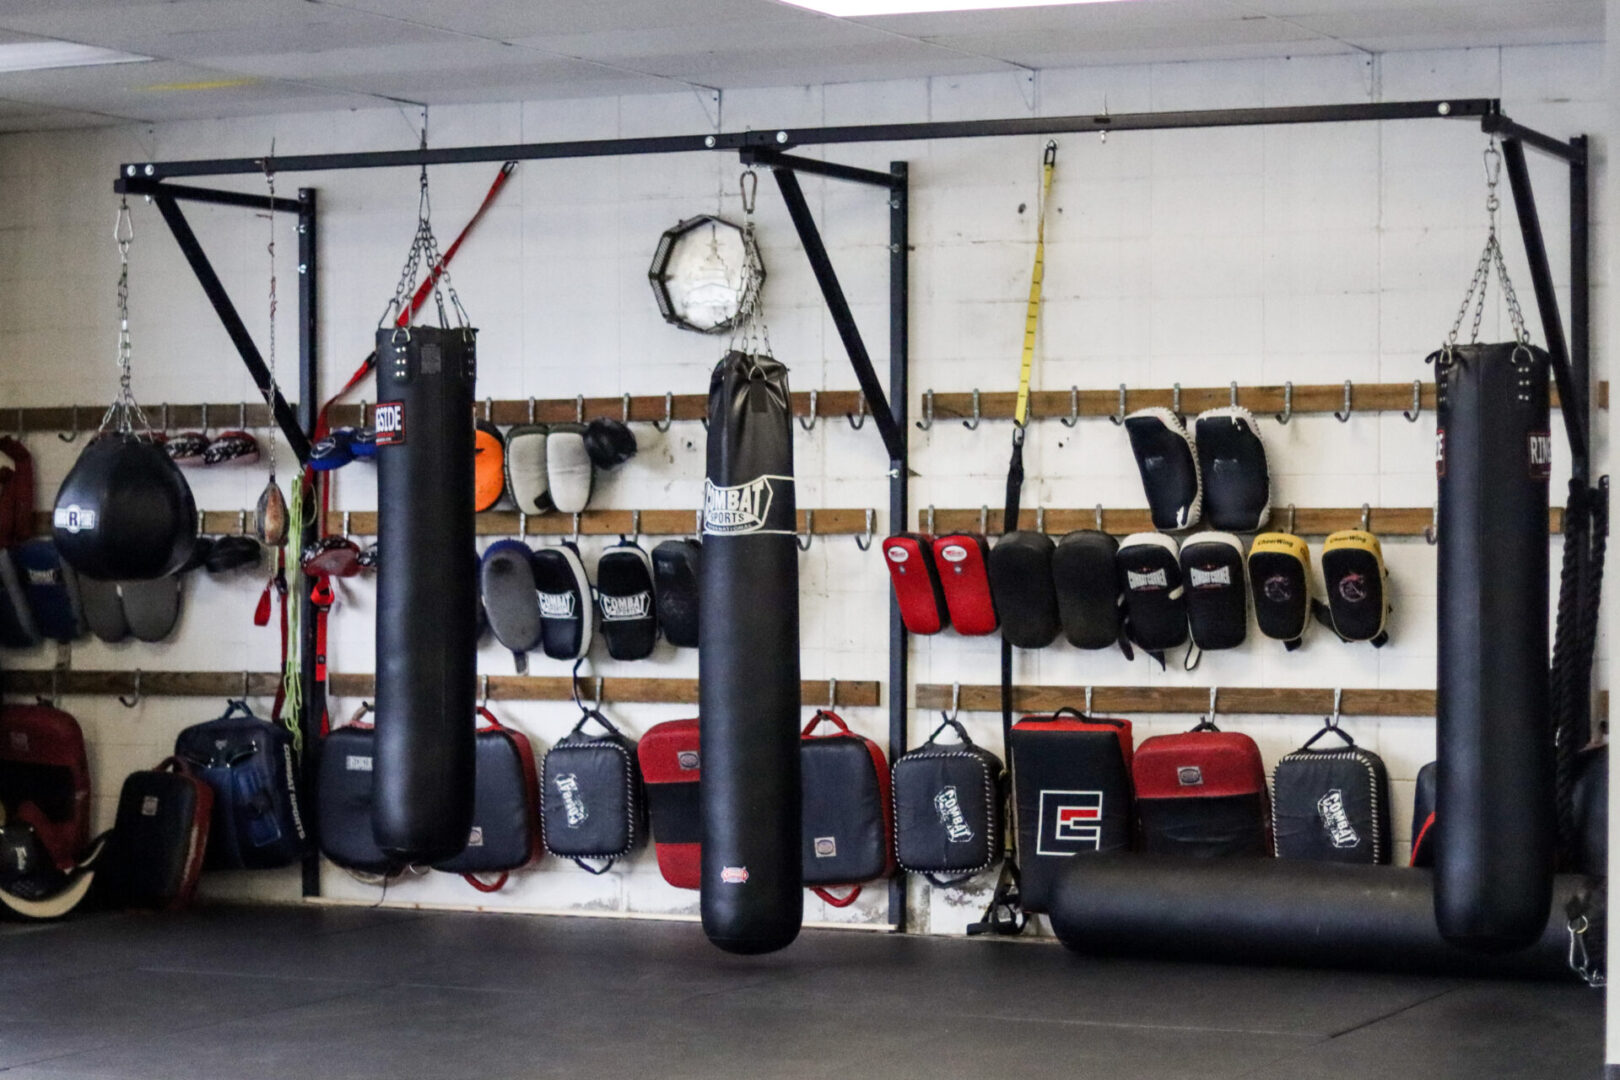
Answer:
1010, 708, 1134, 913
988, 531, 1060, 649
0, 704, 90, 871
651, 539, 701, 649
1247, 532, 1311, 650
1051, 530, 1120, 650
542, 710, 645, 871
315, 721, 399, 876
173, 701, 307, 870
1133, 722, 1269, 857
53, 433, 198, 581
891, 716, 1004, 886
637, 718, 702, 890
931, 534, 997, 635
1319, 530, 1389, 646
532, 543, 594, 661
1180, 532, 1247, 652
882, 534, 949, 636
800, 711, 893, 907
434, 708, 542, 889
596, 542, 658, 661
1272, 725, 1390, 865
1117, 533, 1188, 655
103, 758, 212, 911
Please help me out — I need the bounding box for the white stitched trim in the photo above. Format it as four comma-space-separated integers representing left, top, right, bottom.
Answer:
891, 750, 1000, 878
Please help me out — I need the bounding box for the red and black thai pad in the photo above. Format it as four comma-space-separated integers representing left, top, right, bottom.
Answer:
637, 718, 702, 890
433, 708, 541, 889
800, 711, 893, 907
0, 704, 90, 871
1133, 722, 1269, 857
104, 757, 213, 911
932, 534, 996, 635
1010, 708, 1133, 913
882, 534, 949, 635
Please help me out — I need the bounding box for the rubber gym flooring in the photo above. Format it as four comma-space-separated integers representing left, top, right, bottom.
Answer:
0, 904, 1600, 1079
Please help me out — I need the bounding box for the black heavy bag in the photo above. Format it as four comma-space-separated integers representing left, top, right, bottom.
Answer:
53, 434, 197, 581
988, 530, 1060, 649
1434, 342, 1552, 951
699, 351, 802, 954
372, 326, 478, 864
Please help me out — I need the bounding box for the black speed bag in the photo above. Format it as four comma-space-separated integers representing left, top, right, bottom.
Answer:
988, 530, 1060, 649
53, 434, 198, 581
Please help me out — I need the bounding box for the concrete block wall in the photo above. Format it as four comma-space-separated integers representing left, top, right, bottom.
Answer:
0, 44, 1604, 935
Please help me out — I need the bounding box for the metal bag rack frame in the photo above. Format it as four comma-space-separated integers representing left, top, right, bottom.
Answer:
110, 97, 1588, 928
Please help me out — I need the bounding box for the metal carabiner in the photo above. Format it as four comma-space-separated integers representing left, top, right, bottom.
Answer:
739, 169, 758, 215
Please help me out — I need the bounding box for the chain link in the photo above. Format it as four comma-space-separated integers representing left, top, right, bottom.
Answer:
98, 196, 151, 436
1447, 139, 1529, 348
265, 158, 279, 479
726, 169, 770, 358
380, 121, 469, 331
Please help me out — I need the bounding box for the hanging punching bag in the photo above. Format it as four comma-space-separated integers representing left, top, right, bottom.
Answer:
1435, 341, 1553, 951
54, 434, 196, 581
371, 325, 478, 863
700, 350, 802, 954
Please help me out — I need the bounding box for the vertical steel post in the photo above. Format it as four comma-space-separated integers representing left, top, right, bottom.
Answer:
297, 187, 321, 898
887, 161, 909, 932
1569, 136, 1589, 427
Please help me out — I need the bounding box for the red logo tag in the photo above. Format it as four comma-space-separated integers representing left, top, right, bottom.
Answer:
374, 401, 405, 446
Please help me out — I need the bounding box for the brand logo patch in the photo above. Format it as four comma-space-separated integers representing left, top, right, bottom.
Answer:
1126, 568, 1168, 591
721, 865, 749, 884
539, 591, 577, 619
703, 475, 793, 535
374, 401, 405, 446
1337, 572, 1368, 604
554, 773, 589, 827
933, 785, 975, 843
1262, 573, 1293, 603
600, 591, 651, 621
1528, 431, 1552, 479
887, 545, 909, 563
1189, 564, 1231, 589
345, 755, 373, 772
813, 836, 837, 858
939, 544, 967, 564
677, 750, 700, 771
1037, 790, 1104, 855
1317, 788, 1360, 849
140, 795, 160, 817
53, 505, 96, 533
1177, 766, 1204, 786
466, 826, 484, 848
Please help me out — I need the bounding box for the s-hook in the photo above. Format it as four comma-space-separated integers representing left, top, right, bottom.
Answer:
653, 391, 674, 433
916, 389, 935, 431
797, 509, 815, 551
1334, 380, 1353, 422
1403, 379, 1422, 422
1275, 381, 1293, 425
799, 389, 818, 431
854, 508, 874, 551
1060, 386, 1079, 428
119, 669, 143, 709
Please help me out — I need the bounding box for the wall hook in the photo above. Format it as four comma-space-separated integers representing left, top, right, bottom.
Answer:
1229, 381, 1239, 408
1084, 686, 1094, 715
854, 508, 874, 551
237, 401, 247, 430
237, 509, 248, 535
827, 677, 838, 709
847, 393, 867, 430
200, 402, 210, 434
1207, 685, 1219, 725
527, 397, 536, 424
1171, 383, 1182, 418
483, 397, 493, 423
798, 389, 818, 431
653, 391, 674, 433
1060, 386, 1079, 428
1360, 504, 1371, 531
1334, 380, 1353, 422
797, 509, 814, 551
517, 511, 527, 540
118, 669, 143, 709
359, 400, 369, 428
962, 389, 981, 431
621, 392, 633, 424
925, 505, 936, 535
1094, 504, 1105, 531
575, 395, 585, 424
1425, 502, 1438, 545
1286, 503, 1297, 534
1111, 384, 1127, 426
1275, 381, 1293, 425
978, 505, 989, 535
571, 512, 581, 544
947, 682, 961, 722
915, 389, 935, 430
629, 509, 641, 545
49, 668, 60, 708
16, 406, 26, 438
480, 674, 490, 711
1034, 506, 1045, 533
57, 404, 78, 443
695, 508, 704, 539
1328, 687, 1344, 729
342, 510, 351, 538
1403, 379, 1422, 422
242, 671, 252, 699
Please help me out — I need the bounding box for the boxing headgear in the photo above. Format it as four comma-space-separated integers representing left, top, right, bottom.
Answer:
584, 418, 638, 470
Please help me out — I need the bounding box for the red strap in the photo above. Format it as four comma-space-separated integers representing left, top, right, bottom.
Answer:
476, 705, 504, 732
253, 578, 273, 627
1409, 812, 1436, 867
310, 574, 335, 685
814, 885, 862, 908
271, 556, 289, 722
464, 871, 509, 893
801, 709, 852, 737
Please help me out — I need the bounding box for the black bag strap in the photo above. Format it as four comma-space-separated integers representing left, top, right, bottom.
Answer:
567, 708, 624, 741
571, 856, 617, 875
1300, 723, 1357, 752
966, 862, 1026, 937
1049, 706, 1126, 730
923, 714, 974, 748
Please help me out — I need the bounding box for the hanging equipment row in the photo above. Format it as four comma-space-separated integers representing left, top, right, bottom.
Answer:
919, 504, 1567, 539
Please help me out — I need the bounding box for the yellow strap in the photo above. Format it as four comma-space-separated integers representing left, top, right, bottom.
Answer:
1014, 143, 1057, 429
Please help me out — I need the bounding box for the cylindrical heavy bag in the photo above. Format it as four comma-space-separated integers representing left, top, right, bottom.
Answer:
699, 351, 802, 954
53, 434, 197, 581
371, 326, 479, 864
1048, 855, 1593, 981
1434, 342, 1552, 952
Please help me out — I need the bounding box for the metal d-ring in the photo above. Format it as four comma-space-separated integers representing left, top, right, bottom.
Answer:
653, 392, 674, 433
57, 404, 78, 443
1275, 381, 1293, 425
854, 508, 874, 551
1060, 386, 1079, 428
798, 389, 818, 431
1334, 380, 1353, 422
1111, 384, 1127, 425
1425, 502, 1438, 545
797, 510, 814, 551
1403, 379, 1422, 422
847, 394, 867, 430
962, 389, 981, 431
915, 389, 935, 430
118, 669, 143, 709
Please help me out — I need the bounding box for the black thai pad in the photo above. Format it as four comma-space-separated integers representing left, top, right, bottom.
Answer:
1124, 408, 1200, 531
531, 543, 593, 661
1051, 530, 1120, 650
1117, 533, 1187, 654
1180, 532, 1247, 651
1194, 406, 1270, 532
596, 542, 658, 661
987, 530, 1060, 649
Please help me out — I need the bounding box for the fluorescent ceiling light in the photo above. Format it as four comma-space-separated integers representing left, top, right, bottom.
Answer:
0, 40, 150, 74
781, 0, 1136, 15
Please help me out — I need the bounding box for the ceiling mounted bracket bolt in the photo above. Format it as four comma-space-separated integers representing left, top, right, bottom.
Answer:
775, 131, 789, 144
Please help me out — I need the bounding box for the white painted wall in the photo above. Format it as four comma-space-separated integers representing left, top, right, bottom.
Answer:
0, 45, 1604, 938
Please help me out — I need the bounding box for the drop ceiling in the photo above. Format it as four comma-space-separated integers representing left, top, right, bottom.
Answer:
0, 0, 1600, 131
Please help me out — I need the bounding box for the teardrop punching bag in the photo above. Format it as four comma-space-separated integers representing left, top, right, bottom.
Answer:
371, 326, 478, 863
1435, 342, 1553, 951
700, 351, 802, 954
54, 435, 197, 581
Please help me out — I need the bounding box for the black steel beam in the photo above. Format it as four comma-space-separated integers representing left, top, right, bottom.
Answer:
1500, 137, 1587, 481
1569, 136, 1590, 425
1482, 114, 1585, 163
114, 176, 301, 214
740, 148, 892, 189
297, 188, 321, 899
120, 99, 1501, 180
149, 193, 312, 463
886, 160, 909, 933
770, 166, 904, 463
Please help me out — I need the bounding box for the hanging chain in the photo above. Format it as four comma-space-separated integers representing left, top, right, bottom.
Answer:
380, 114, 468, 331
264, 154, 279, 480
99, 196, 151, 436
1447, 139, 1529, 347
727, 168, 770, 358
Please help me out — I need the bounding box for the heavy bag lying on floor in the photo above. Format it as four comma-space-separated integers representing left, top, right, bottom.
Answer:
700, 350, 802, 954
892, 716, 1004, 886
882, 534, 950, 635
316, 707, 398, 876
1272, 723, 1390, 865
542, 708, 644, 872
597, 541, 658, 661
1048, 856, 1600, 981
1247, 532, 1312, 650
932, 533, 997, 635
373, 325, 478, 865
0, 703, 90, 871
638, 718, 702, 890
1319, 530, 1390, 646
652, 539, 701, 648
1051, 530, 1120, 650
1124, 408, 1200, 531
103, 757, 212, 910
1193, 406, 1270, 532
1010, 708, 1134, 913
481, 539, 543, 673
800, 711, 893, 908
989, 530, 1060, 648
1180, 532, 1247, 652
532, 543, 593, 661
1134, 720, 1268, 857
174, 700, 307, 870
434, 707, 541, 891
1434, 342, 1553, 951
1117, 533, 1187, 657
54, 433, 197, 581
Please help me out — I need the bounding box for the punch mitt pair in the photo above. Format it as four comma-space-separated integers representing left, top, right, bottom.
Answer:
881, 533, 1005, 638
983, 530, 1123, 651
78, 575, 183, 644
1124, 406, 1270, 532
498, 423, 599, 516
1117, 531, 1248, 661
481, 539, 663, 667
1246, 529, 1389, 650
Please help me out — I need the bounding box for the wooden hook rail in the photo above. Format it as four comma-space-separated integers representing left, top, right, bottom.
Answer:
921, 506, 1565, 537
2, 670, 881, 708
912, 380, 1606, 426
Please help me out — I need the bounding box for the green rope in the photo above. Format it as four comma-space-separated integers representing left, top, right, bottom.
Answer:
280, 477, 307, 754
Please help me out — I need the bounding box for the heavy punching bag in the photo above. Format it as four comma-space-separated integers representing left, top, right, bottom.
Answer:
371, 326, 478, 863
1435, 342, 1553, 951
700, 350, 802, 954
